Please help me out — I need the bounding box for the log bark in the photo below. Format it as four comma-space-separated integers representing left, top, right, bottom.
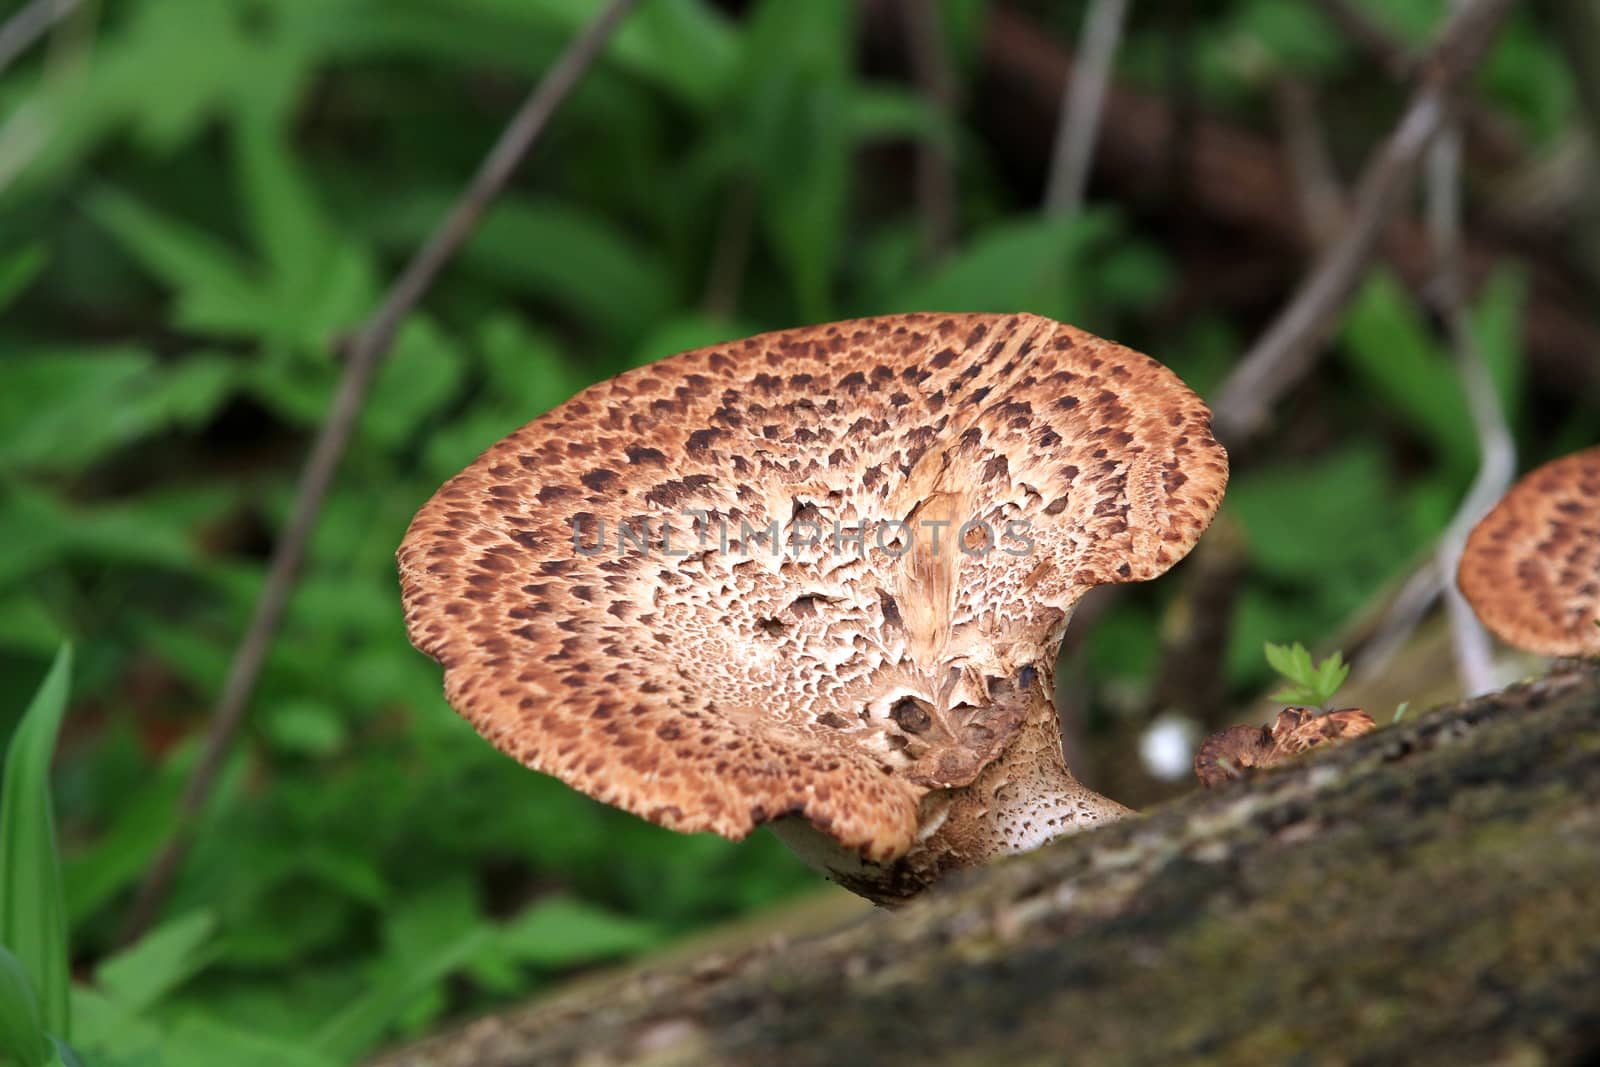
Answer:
373, 661, 1600, 1066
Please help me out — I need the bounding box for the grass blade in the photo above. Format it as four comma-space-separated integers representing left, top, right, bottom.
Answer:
0, 944, 49, 1067
0, 646, 74, 1040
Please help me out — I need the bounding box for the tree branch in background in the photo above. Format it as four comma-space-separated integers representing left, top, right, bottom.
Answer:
1310, 0, 1415, 76
1210, 0, 1518, 446
1043, 0, 1129, 217
1272, 78, 1344, 248
0, 0, 80, 77
1427, 91, 1514, 698
119, 0, 642, 945
899, 0, 959, 261
702, 180, 756, 318
1310, 0, 1526, 168
1354, 55, 1515, 694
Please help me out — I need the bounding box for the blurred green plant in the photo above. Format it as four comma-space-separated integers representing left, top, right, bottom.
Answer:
1263, 642, 1352, 709
1, 647, 73, 1067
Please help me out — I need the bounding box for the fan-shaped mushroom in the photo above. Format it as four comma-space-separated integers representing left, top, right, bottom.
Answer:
1457, 445, 1600, 658
398, 312, 1228, 903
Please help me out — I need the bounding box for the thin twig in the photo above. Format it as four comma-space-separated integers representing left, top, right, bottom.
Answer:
0, 0, 80, 76
119, 0, 642, 945
702, 180, 756, 318
1427, 108, 1515, 697
1312, 0, 1526, 169
1272, 78, 1344, 248
899, 0, 959, 259
1044, 0, 1129, 217
1356, 554, 1448, 680
1309, 0, 1416, 77
1210, 0, 1518, 446
1357, 64, 1516, 693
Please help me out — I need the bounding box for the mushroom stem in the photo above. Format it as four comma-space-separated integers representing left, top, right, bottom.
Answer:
923, 682, 1132, 863
771, 682, 1130, 905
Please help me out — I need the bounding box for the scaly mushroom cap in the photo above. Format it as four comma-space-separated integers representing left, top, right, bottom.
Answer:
1194, 707, 1375, 789
1458, 445, 1600, 658
399, 312, 1227, 878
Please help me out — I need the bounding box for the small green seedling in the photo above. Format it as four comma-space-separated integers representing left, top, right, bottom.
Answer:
1264, 641, 1351, 708
1393, 701, 1410, 723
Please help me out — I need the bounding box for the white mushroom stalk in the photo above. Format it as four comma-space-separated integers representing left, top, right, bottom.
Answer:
398, 313, 1228, 904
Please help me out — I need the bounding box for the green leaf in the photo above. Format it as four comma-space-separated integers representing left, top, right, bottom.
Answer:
627, 314, 754, 370
887, 214, 1118, 321
1268, 683, 1317, 705
87, 187, 268, 339
843, 85, 952, 149
49, 1036, 87, 1067
379, 196, 672, 345
94, 911, 217, 1016
63, 771, 185, 925
496, 895, 662, 967
0, 944, 49, 1067
231, 113, 330, 293
0, 348, 236, 473
1264, 641, 1349, 707
159, 1016, 340, 1067
1339, 272, 1477, 473
359, 318, 466, 451
0, 245, 47, 313
740, 0, 856, 319
65, 987, 160, 1059
1315, 652, 1350, 704
0, 645, 72, 1039
309, 927, 489, 1063
1263, 641, 1302, 683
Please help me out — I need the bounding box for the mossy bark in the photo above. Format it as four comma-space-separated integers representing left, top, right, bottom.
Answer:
373, 663, 1600, 1067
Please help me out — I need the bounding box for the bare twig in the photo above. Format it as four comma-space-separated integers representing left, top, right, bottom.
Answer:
119, 0, 641, 944
1427, 113, 1515, 697
899, 0, 958, 260
1356, 554, 1449, 680
1272, 78, 1345, 247
0, 0, 80, 76
1044, 0, 1129, 217
1311, 0, 1526, 168
1309, 0, 1416, 76
1357, 72, 1516, 693
702, 180, 756, 318
1210, 0, 1518, 445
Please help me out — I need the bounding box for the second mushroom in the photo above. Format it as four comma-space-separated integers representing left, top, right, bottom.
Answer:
398, 312, 1228, 904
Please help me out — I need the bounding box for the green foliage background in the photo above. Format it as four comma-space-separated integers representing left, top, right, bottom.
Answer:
0, 0, 1595, 1061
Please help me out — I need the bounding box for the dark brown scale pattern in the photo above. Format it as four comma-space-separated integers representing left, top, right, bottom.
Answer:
398, 313, 1228, 862
1459, 445, 1600, 658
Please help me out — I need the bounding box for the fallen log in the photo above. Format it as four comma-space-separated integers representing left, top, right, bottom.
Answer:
372, 661, 1600, 1066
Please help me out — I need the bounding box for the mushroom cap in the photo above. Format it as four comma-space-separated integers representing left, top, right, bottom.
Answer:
398, 312, 1227, 862
1457, 445, 1600, 658
1194, 707, 1374, 788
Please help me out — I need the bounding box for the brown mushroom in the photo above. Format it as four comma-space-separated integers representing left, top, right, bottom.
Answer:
1194, 707, 1376, 788
1457, 445, 1600, 658
397, 312, 1228, 903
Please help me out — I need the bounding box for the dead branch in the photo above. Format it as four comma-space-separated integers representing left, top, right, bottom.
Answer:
1210, 0, 1519, 445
